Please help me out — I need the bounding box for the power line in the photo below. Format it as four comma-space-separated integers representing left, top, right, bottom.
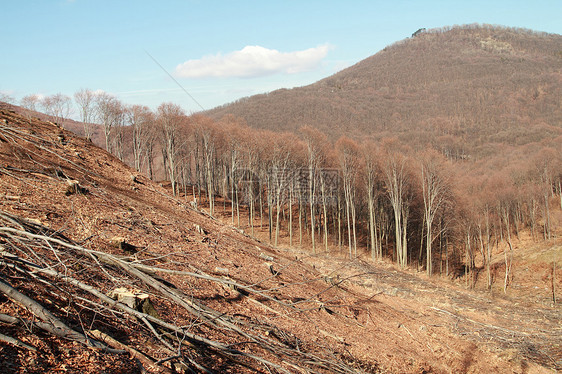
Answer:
144, 50, 205, 112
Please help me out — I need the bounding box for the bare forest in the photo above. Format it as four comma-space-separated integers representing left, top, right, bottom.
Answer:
1, 24, 561, 373
46, 25, 561, 294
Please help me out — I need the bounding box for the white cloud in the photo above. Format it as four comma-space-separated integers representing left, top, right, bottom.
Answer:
175, 44, 332, 79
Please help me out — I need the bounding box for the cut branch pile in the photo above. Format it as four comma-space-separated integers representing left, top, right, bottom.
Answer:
0, 210, 365, 373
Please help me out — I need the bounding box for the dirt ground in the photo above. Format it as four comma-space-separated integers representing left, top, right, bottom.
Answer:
0, 105, 560, 373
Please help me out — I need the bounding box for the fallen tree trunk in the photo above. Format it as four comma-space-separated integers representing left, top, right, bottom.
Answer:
0, 332, 37, 351
0, 210, 362, 374
0, 277, 103, 348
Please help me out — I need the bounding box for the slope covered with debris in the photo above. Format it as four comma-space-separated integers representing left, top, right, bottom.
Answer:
0, 107, 554, 373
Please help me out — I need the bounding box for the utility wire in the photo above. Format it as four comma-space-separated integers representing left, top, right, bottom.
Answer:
144, 50, 205, 112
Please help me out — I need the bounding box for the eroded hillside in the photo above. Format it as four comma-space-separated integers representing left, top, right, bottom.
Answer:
0, 108, 558, 373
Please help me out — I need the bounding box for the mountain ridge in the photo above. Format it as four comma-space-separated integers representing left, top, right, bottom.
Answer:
205, 24, 562, 153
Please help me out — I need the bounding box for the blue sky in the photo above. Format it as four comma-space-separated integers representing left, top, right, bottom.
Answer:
1, 0, 561, 114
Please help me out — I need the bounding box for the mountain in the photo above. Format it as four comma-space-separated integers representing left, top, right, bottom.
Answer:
206, 25, 562, 156
1, 101, 559, 371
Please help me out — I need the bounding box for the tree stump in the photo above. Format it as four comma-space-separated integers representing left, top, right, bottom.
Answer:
108, 287, 159, 318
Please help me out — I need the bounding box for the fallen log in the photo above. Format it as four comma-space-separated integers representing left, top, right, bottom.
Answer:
0, 332, 37, 351
0, 278, 103, 348
0, 213, 362, 374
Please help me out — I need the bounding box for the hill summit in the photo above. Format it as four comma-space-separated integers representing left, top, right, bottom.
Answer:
206, 24, 562, 151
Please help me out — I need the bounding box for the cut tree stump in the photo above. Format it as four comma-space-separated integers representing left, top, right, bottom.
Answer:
109, 237, 138, 254
65, 180, 88, 195
108, 288, 159, 318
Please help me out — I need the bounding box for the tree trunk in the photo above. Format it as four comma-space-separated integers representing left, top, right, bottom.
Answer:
299, 198, 303, 247
345, 190, 352, 259
309, 168, 316, 252
553, 261, 557, 305
320, 174, 329, 252
351, 196, 357, 258
544, 194, 551, 240
0, 279, 98, 347
426, 217, 433, 276
502, 206, 514, 294
368, 193, 377, 259
289, 183, 293, 247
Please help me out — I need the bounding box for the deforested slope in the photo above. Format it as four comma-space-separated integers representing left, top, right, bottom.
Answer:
1, 99, 557, 372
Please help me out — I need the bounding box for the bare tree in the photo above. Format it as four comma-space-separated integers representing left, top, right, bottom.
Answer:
20, 94, 41, 113
244, 134, 260, 235
95, 92, 122, 154
363, 141, 382, 259
0, 92, 15, 104
41, 93, 72, 126
532, 148, 560, 241
158, 103, 185, 196
420, 150, 450, 276
481, 205, 493, 290
300, 126, 326, 253
126, 105, 154, 172
336, 137, 360, 259
74, 89, 96, 140
382, 143, 412, 269
191, 115, 220, 216
144, 126, 157, 180
270, 138, 293, 247
112, 104, 126, 161
500, 198, 514, 293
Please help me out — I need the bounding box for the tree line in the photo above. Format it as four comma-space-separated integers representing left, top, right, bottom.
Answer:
18, 90, 562, 293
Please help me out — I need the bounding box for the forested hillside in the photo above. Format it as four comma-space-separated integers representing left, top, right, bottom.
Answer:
207, 24, 561, 152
